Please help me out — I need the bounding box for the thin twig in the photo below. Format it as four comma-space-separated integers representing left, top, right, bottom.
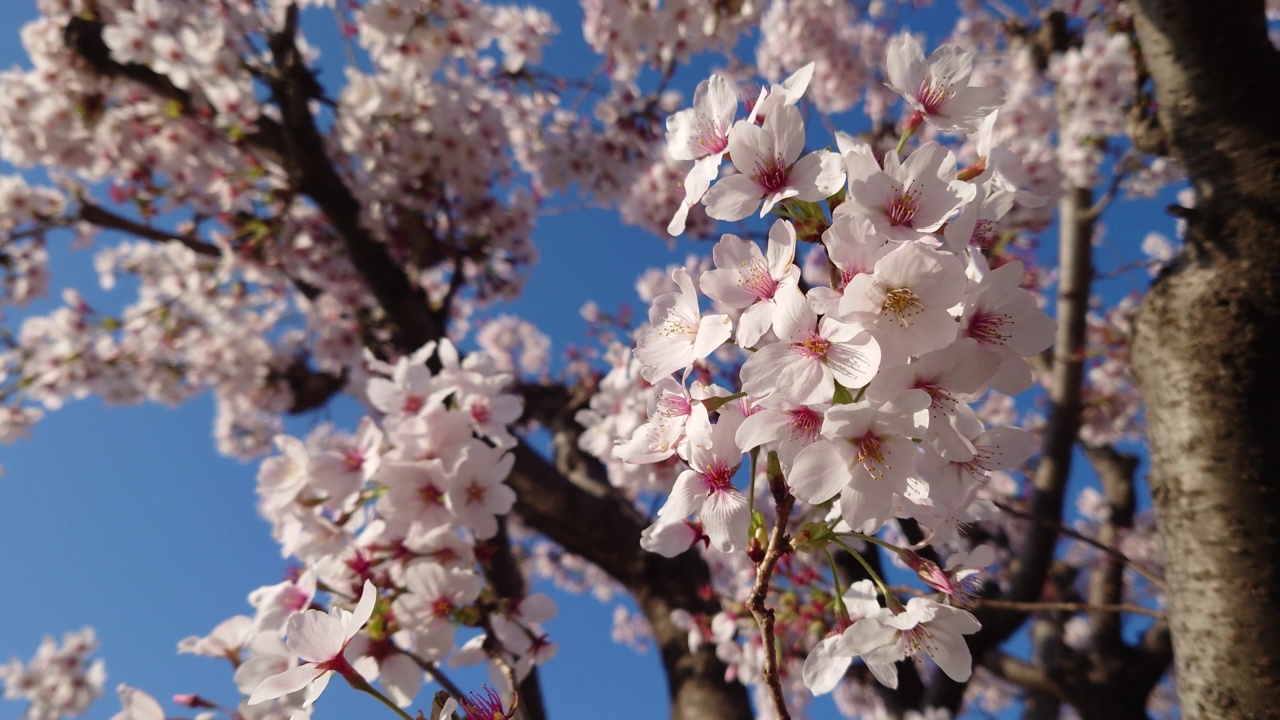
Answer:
745, 463, 797, 720
974, 598, 1164, 619
993, 499, 1166, 590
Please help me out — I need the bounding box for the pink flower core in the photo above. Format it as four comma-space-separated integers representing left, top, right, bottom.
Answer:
970, 219, 997, 250
464, 481, 487, 505
700, 462, 735, 492
882, 288, 925, 327
343, 449, 364, 472
914, 76, 954, 115
885, 188, 921, 227
917, 382, 957, 415
470, 400, 491, 425
403, 395, 425, 414
787, 407, 822, 444
855, 433, 888, 479
431, 597, 454, 619
751, 156, 790, 194
695, 117, 729, 156
656, 392, 693, 418
420, 483, 445, 507
793, 333, 831, 360
739, 256, 780, 300
965, 312, 1010, 345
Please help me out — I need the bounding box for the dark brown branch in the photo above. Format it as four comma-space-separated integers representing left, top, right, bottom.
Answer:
745, 460, 796, 720
78, 203, 220, 257
1082, 446, 1139, 662
974, 599, 1164, 620
927, 182, 1095, 713
992, 499, 1165, 590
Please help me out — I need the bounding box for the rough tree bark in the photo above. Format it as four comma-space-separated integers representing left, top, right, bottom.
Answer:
1130, 1, 1280, 717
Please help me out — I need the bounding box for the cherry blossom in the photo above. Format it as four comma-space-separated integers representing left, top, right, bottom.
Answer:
654, 409, 750, 553
885, 33, 1004, 134
702, 105, 845, 222
634, 268, 732, 382
739, 285, 881, 406
247, 580, 377, 707
699, 219, 800, 348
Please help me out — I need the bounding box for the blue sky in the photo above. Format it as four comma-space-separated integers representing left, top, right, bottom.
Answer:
0, 2, 1179, 720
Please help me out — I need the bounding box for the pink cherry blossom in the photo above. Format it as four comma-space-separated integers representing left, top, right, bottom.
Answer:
885, 34, 1004, 134
702, 105, 845, 222
655, 410, 749, 553
739, 285, 881, 405
248, 580, 377, 707
699, 219, 800, 348
634, 268, 732, 382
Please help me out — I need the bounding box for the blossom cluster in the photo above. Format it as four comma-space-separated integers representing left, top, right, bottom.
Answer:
162, 339, 551, 720
577, 34, 1057, 698
0, 628, 106, 720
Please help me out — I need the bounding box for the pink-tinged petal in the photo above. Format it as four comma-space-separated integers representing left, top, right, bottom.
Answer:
347, 580, 377, 640
114, 685, 164, 720
693, 314, 733, 358
726, 120, 767, 176
837, 479, 896, 535
683, 156, 721, 203
825, 330, 881, 389
248, 665, 322, 705
765, 219, 797, 275
769, 284, 814, 342
379, 653, 424, 707
792, 151, 846, 202
769, 105, 806, 166
866, 660, 900, 690
838, 616, 899, 658
802, 635, 852, 694
885, 34, 926, 96
739, 343, 792, 399
921, 622, 967, 676
788, 440, 852, 504
704, 174, 764, 221
735, 408, 785, 452
777, 352, 832, 406
701, 488, 749, 552
658, 471, 710, 521
759, 186, 800, 217
286, 611, 344, 662
736, 301, 774, 349
302, 669, 333, 707
927, 45, 974, 87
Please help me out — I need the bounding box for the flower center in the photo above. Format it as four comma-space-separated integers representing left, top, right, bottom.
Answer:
882, 287, 925, 327
419, 482, 445, 507
966, 312, 1010, 345
696, 116, 729, 156
970, 219, 997, 250
885, 187, 921, 227
855, 433, 888, 479
915, 76, 954, 115
787, 407, 822, 444
739, 256, 779, 300
793, 333, 831, 360
751, 156, 789, 193
701, 462, 735, 492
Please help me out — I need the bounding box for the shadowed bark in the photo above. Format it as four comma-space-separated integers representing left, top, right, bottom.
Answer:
1130, 1, 1280, 717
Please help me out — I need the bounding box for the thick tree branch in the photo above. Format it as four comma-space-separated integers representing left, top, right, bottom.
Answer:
1131, 2, 1280, 716
927, 182, 1094, 713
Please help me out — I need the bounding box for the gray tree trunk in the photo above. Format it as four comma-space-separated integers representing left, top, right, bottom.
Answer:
1130, 2, 1280, 717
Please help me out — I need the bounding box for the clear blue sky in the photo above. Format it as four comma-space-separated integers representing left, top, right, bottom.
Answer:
0, 3, 1176, 720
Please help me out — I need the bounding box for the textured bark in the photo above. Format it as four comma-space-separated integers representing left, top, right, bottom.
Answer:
1130, 1, 1280, 717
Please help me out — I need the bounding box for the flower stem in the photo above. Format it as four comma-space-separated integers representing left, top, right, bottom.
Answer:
832, 537, 894, 603
823, 549, 851, 625
343, 669, 416, 720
